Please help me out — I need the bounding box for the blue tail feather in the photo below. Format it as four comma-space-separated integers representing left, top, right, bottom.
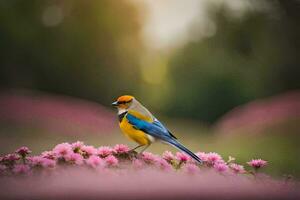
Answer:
168, 139, 202, 163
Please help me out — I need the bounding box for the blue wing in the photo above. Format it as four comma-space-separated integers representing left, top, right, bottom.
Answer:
126, 113, 172, 141
125, 113, 202, 163
152, 119, 177, 139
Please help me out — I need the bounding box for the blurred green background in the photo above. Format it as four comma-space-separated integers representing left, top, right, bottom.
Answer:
0, 0, 299, 178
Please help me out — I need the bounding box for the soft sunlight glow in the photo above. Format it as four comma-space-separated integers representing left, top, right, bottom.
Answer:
131, 0, 264, 50
140, 55, 168, 85
42, 5, 64, 27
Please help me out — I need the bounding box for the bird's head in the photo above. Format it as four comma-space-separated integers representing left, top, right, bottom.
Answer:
112, 95, 134, 111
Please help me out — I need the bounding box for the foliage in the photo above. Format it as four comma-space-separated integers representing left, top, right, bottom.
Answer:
0, 1, 299, 122
165, 0, 300, 122
0, 0, 142, 103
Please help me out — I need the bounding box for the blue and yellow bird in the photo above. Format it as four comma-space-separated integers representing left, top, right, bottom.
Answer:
112, 95, 202, 163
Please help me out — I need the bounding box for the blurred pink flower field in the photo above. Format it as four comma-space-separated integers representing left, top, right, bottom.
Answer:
216, 91, 300, 134
0, 90, 115, 135
0, 142, 299, 200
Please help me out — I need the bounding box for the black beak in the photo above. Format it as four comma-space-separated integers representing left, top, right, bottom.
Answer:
112, 101, 118, 107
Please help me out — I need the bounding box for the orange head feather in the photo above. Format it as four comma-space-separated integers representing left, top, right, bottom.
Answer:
117, 95, 134, 103
112, 95, 134, 108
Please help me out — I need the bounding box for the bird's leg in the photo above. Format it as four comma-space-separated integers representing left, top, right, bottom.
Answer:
128, 145, 144, 159
129, 144, 144, 152
135, 144, 151, 159
139, 144, 150, 154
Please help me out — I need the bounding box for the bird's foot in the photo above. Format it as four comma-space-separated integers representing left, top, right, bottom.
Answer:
128, 150, 138, 159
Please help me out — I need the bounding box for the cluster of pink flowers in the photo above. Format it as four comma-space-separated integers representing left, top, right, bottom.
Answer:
247, 159, 268, 169
0, 142, 268, 177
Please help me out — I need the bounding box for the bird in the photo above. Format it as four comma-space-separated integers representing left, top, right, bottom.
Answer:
112, 95, 202, 163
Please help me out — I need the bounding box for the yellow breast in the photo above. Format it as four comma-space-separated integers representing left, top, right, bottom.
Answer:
119, 115, 151, 146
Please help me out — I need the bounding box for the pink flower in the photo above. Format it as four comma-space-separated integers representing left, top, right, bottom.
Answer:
196, 152, 208, 162
2, 154, 20, 162
132, 159, 144, 169
183, 163, 199, 174
15, 146, 31, 157
247, 159, 267, 169
2, 154, 20, 167
114, 144, 130, 154
41, 151, 55, 160
29, 156, 56, 168
214, 162, 228, 173
65, 153, 84, 165
162, 151, 175, 162
98, 146, 114, 158
53, 143, 72, 158
141, 152, 157, 163
155, 158, 172, 171
81, 145, 97, 157
0, 165, 7, 173
86, 155, 103, 168
229, 163, 245, 174
28, 156, 44, 166
105, 155, 118, 167
206, 152, 223, 165
13, 164, 30, 174
176, 152, 190, 162
41, 158, 56, 168
71, 141, 84, 151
